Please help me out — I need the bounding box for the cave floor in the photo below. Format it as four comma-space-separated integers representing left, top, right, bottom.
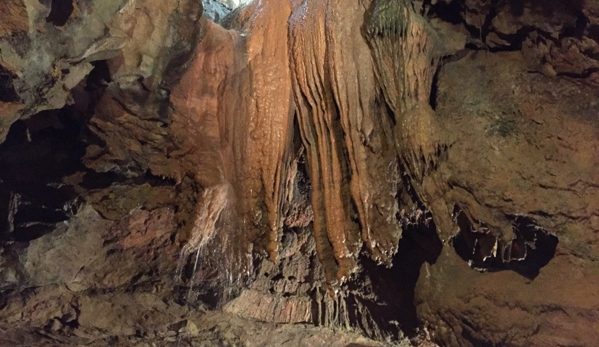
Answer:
0, 298, 420, 347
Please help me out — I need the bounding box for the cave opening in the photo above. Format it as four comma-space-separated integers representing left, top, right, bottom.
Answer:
424, 0, 464, 25
0, 59, 111, 245
0, 58, 179, 249
0, 111, 86, 244
429, 67, 440, 110
451, 206, 559, 279
348, 209, 443, 340
86, 60, 112, 90
46, 0, 74, 27
0, 65, 20, 103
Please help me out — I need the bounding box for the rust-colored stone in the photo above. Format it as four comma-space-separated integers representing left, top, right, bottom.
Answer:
0, 1, 28, 37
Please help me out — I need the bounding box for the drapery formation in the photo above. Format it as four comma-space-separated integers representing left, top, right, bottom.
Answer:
164, 0, 446, 289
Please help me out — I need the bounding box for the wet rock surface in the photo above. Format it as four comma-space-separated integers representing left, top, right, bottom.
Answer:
0, 203, 391, 346
1, 0, 598, 346
202, 1, 231, 22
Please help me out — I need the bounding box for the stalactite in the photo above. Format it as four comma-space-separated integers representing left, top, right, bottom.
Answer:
289, 0, 353, 288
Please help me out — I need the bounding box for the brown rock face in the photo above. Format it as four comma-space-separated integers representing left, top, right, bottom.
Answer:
1, 0, 599, 346
414, 48, 599, 347
417, 248, 599, 347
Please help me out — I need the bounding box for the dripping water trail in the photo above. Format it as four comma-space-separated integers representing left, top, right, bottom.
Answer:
177, 246, 205, 347
189, 247, 201, 299
174, 183, 231, 347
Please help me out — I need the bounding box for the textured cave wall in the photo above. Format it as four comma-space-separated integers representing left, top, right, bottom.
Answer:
87, 0, 443, 297
286, 0, 452, 293
411, 1, 599, 346
416, 49, 599, 347
1, 0, 599, 346
0, 0, 204, 141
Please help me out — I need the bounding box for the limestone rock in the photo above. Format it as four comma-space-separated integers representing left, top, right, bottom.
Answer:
202, 0, 231, 22
415, 48, 599, 347
1, 0, 599, 346
0, 0, 204, 143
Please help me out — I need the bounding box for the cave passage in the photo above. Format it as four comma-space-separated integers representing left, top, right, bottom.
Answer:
452, 207, 558, 279
348, 210, 443, 339
0, 112, 85, 244
47, 0, 74, 27
0, 66, 20, 103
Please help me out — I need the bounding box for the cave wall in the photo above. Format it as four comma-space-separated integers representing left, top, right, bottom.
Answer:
416, 48, 599, 347
2, 0, 599, 346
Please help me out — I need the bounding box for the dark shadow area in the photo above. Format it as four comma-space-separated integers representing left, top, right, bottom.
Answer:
424, 0, 490, 51
452, 206, 558, 279
0, 59, 109, 243
425, 0, 589, 54
86, 60, 112, 90
348, 212, 443, 339
506, 0, 585, 20
424, 0, 464, 24
0, 60, 178, 245
556, 67, 599, 79
380, 95, 397, 127
485, 26, 537, 52
47, 0, 74, 27
0, 65, 20, 103
561, 12, 589, 40
589, 25, 599, 44
0, 113, 86, 243
429, 67, 440, 110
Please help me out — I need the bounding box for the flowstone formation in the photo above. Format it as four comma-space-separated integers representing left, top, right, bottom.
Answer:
1, 0, 599, 346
